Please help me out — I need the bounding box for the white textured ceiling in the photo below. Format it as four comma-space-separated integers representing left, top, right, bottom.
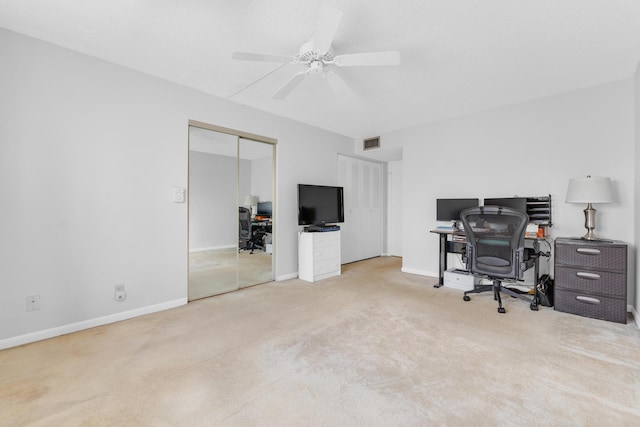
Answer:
2, 0, 640, 139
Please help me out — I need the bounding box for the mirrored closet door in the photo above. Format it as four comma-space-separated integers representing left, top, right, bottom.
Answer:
238, 137, 274, 288
188, 124, 275, 300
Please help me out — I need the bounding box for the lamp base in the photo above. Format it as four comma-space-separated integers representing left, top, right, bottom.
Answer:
581, 203, 600, 240
580, 230, 600, 240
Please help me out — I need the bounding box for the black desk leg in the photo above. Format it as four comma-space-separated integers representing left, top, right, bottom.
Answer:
531, 240, 540, 310
435, 233, 447, 288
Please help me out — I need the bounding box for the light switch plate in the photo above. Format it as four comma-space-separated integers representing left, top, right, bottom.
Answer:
171, 187, 185, 203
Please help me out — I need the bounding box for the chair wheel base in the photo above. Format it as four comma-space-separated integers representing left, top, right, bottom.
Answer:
463, 295, 470, 302
497, 307, 506, 314
530, 304, 538, 311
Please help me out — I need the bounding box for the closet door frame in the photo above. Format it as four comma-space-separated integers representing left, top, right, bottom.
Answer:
188, 120, 277, 296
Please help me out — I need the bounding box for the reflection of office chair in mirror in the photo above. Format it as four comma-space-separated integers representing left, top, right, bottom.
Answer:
239, 207, 265, 254
460, 206, 537, 313
239, 207, 252, 251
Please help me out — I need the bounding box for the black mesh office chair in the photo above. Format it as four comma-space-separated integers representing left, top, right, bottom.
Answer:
239, 207, 265, 254
460, 206, 537, 313
239, 207, 252, 251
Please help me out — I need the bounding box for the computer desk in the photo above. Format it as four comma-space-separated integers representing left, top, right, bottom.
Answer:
430, 228, 551, 300
251, 218, 272, 234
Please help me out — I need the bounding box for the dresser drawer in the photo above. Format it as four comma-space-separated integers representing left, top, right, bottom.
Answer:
314, 258, 341, 275
312, 232, 341, 248
555, 289, 626, 324
554, 266, 626, 297
314, 246, 340, 262
555, 241, 626, 271
299, 230, 341, 282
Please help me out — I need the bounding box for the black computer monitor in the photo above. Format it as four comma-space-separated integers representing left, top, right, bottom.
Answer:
483, 197, 528, 214
436, 198, 480, 221
257, 201, 272, 217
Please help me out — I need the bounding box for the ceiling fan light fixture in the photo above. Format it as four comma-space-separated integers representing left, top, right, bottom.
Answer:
231, 5, 400, 99
298, 41, 334, 64
309, 61, 324, 73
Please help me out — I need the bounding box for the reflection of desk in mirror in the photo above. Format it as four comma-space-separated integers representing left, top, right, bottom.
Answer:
251, 219, 272, 253
430, 228, 549, 290
252, 219, 272, 233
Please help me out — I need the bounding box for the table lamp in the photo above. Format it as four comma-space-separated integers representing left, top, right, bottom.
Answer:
244, 195, 259, 217
565, 175, 613, 240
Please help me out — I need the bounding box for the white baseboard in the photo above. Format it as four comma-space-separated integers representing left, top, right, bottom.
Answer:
401, 267, 437, 277
0, 298, 187, 350
189, 245, 236, 253
276, 272, 299, 281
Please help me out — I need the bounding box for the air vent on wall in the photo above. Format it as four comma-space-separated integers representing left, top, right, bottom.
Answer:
363, 136, 380, 150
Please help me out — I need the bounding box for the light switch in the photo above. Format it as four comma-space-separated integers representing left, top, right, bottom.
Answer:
172, 187, 186, 203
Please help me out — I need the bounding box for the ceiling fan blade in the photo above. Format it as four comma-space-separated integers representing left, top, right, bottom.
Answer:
312, 5, 343, 54
324, 71, 356, 98
232, 51, 293, 63
273, 71, 308, 99
228, 63, 289, 99
334, 51, 401, 67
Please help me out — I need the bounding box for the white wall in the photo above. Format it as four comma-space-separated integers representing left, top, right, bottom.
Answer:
387, 160, 403, 256
381, 81, 636, 303
189, 152, 242, 250
250, 156, 273, 204
0, 28, 353, 347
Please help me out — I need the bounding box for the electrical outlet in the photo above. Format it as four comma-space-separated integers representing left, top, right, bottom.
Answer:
114, 284, 126, 301
26, 295, 40, 312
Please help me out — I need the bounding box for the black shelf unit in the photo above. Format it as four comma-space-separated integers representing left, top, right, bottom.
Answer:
526, 194, 552, 226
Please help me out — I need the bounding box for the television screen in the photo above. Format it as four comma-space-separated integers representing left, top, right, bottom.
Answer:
297, 184, 344, 226
257, 201, 272, 217
483, 197, 528, 214
436, 198, 479, 221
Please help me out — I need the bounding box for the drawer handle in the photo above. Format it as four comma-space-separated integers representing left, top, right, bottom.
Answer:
576, 248, 601, 255
575, 295, 601, 305
576, 272, 601, 280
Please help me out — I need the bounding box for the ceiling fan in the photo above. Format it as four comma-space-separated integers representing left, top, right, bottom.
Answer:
230, 5, 401, 99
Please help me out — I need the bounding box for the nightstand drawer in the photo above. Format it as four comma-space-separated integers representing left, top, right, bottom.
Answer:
554, 266, 626, 297
555, 289, 626, 324
555, 242, 626, 271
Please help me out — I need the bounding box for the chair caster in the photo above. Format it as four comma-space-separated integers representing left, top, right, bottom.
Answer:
497, 307, 506, 314
530, 304, 538, 311
463, 295, 470, 301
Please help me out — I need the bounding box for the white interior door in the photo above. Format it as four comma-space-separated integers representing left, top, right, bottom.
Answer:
338, 155, 383, 264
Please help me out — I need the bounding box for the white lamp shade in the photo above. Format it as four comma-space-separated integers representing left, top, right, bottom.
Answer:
243, 195, 258, 206
565, 176, 613, 204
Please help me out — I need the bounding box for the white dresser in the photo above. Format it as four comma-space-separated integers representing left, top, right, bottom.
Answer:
298, 231, 341, 282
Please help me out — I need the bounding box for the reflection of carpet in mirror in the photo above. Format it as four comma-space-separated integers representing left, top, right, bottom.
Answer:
189, 248, 273, 300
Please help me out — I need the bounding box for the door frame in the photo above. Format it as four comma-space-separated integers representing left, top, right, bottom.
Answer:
187, 120, 277, 297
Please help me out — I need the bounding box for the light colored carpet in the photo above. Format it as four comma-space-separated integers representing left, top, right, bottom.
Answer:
2, 256, 639, 426
189, 248, 273, 300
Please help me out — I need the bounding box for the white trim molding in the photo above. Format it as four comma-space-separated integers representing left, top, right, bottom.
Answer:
0, 298, 187, 350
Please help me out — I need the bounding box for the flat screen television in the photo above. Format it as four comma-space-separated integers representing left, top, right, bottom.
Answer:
436, 198, 479, 221
297, 184, 344, 226
483, 197, 528, 214
257, 201, 272, 217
